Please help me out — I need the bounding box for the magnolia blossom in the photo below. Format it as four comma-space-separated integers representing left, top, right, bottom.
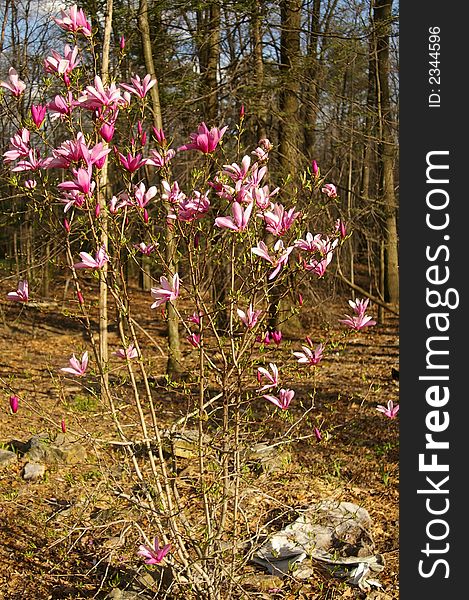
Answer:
187, 333, 201, 348
79, 76, 125, 110
187, 311, 202, 326
237, 304, 262, 329
339, 298, 376, 331
114, 344, 138, 360
31, 104, 47, 128
44, 44, 80, 85
215, 201, 253, 232
47, 92, 77, 120
133, 182, 157, 208
376, 400, 399, 419
263, 388, 295, 411
118, 151, 147, 173
134, 242, 157, 255
137, 537, 171, 565
53, 4, 92, 37
261, 203, 300, 236
146, 148, 176, 168
9, 395, 19, 414
3, 128, 30, 163
223, 155, 251, 181
74, 245, 109, 269
120, 74, 156, 99
58, 166, 95, 196
150, 274, 180, 308
61, 351, 89, 376
171, 192, 211, 222
0, 67, 26, 97
178, 122, 227, 153
322, 183, 338, 198
251, 239, 294, 280
335, 218, 347, 239
6, 280, 29, 302
257, 363, 279, 392
11, 149, 51, 172
293, 342, 324, 366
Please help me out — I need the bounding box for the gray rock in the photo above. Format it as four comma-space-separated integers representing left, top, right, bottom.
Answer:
245, 442, 291, 474
0, 449, 18, 468
24, 432, 87, 465
23, 462, 46, 481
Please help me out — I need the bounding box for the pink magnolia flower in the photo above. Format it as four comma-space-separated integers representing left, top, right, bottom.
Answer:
134, 242, 157, 255
237, 303, 262, 329
99, 121, 115, 142
376, 400, 399, 419
271, 330, 282, 345
58, 166, 95, 196
119, 35, 126, 51
252, 184, 280, 210
161, 180, 186, 205
178, 122, 228, 153
339, 298, 376, 331
335, 218, 347, 239
10, 149, 51, 172
24, 179, 37, 190
187, 333, 201, 348
311, 160, 319, 177
74, 245, 109, 269
44, 44, 80, 85
251, 239, 294, 280
293, 342, 324, 366
0, 67, 26, 97
9, 395, 19, 414
79, 76, 125, 110
118, 151, 147, 173
321, 183, 337, 198
133, 182, 157, 208
261, 203, 300, 236
61, 351, 89, 376
146, 148, 176, 168
252, 138, 273, 161
7, 280, 29, 302
60, 189, 86, 213
215, 201, 253, 232
348, 297, 370, 318
3, 128, 30, 163
150, 273, 180, 308
188, 311, 202, 326
171, 192, 211, 222
120, 73, 156, 99
263, 388, 295, 411
53, 4, 92, 37
114, 343, 138, 360
61, 418, 67, 433
257, 363, 279, 392
223, 155, 251, 182
31, 104, 47, 128
137, 537, 171, 565
314, 426, 322, 441
152, 127, 166, 145
47, 92, 77, 120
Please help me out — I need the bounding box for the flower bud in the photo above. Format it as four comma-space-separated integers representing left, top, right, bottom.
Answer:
9, 395, 19, 414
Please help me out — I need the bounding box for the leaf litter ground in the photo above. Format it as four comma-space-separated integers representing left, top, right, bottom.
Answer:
0, 280, 399, 600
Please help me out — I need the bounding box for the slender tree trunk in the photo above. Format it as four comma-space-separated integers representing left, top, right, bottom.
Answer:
373, 0, 399, 304
278, 0, 301, 179
251, 0, 267, 140
138, 0, 182, 378
98, 0, 114, 397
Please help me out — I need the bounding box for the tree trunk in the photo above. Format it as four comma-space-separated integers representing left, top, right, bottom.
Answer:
278, 0, 301, 179
98, 0, 114, 398
373, 0, 399, 304
138, 0, 182, 378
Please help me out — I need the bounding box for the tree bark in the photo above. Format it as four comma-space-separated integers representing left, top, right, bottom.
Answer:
373, 0, 399, 304
138, 0, 182, 378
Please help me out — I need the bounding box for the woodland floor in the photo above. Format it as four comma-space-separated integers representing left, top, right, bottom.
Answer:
0, 275, 399, 600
